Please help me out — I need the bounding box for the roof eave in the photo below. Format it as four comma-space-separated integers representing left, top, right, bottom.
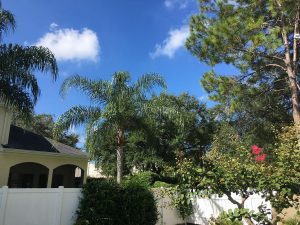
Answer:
1, 147, 88, 160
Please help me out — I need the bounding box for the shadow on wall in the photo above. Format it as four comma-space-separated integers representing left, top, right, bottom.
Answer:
7, 162, 84, 188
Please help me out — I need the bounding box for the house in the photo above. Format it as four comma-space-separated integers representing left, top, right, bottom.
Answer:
0, 107, 88, 188
87, 162, 104, 178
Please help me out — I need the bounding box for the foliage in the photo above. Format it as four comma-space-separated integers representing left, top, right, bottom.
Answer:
209, 214, 243, 225
168, 147, 267, 224
283, 217, 300, 225
125, 171, 160, 189
170, 123, 300, 224
145, 93, 215, 165
200, 72, 291, 147
168, 187, 194, 222
165, 153, 197, 222
186, 0, 300, 123
0, 6, 58, 118
75, 179, 158, 225
215, 206, 271, 225
122, 182, 158, 225
55, 72, 166, 183
75, 180, 122, 225
13, 113, 79, 147
109, 93, 214, 176
152, 181, 173, 188
261, 124, 300, 213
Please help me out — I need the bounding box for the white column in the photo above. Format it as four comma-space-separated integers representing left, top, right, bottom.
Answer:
0, 107, 12, 145
47, 169, 53, 188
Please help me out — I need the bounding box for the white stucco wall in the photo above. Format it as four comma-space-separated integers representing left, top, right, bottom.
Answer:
87, 162, 104, 178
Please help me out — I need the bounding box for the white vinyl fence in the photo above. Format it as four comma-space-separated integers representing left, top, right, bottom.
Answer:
0, 186, 269, 225
155, 192, 271, 225
0, 186, 81, 225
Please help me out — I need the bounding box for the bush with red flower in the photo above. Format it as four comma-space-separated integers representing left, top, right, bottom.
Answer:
170, 124, 300, 225
251, 145, 267, 162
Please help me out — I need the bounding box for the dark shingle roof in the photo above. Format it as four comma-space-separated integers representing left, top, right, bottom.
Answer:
3, 125, 87, 157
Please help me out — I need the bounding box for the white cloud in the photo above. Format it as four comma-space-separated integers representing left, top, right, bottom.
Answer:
49, 22, 59, 31
35, 24, 100, 62
164, 0, 191, 9
150, 25, 189, 59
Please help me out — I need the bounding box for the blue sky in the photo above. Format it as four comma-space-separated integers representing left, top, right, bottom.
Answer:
3, 0, 235, 145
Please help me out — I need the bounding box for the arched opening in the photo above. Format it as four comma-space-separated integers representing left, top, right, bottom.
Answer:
8, 162, 49, 188
51, 164, 84, 188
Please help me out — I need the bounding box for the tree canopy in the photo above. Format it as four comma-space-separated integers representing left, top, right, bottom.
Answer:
90, 93, 215, 177
13, 113, 79, 147
186, 0, 300, 124
0, 5, 58, 118
55, 71, 166, 183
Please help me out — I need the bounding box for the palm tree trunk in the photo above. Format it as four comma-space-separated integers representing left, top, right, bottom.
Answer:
116, 128, 124, 184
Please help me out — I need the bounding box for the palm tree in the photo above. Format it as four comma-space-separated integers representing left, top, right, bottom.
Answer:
55, 71, 166, 183
0, 4, 58, 118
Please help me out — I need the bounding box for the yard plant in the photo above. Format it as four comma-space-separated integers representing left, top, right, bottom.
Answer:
55, 71, 166, 183
75, 179, 158, 225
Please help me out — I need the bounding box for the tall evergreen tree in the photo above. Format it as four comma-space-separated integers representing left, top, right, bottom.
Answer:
186, 0, 300, 124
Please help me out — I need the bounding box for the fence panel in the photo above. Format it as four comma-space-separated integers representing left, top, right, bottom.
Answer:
0, 186, 81, 225
155, 192, 270, 225
0, 187, 269, 225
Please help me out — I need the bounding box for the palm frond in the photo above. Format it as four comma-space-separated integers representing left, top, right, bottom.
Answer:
0, 69, 40, 103
0, 9, 15, 39
111, 71, 131, 86
0, 44, 58, 79
54, 106, 101, 139
135, 73, 167, 94
60, 75, 110, 104
0, 79, 34, 119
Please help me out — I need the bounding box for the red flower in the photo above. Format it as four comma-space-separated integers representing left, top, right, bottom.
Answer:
251, 145, 263, 155
255, 154, 267, 162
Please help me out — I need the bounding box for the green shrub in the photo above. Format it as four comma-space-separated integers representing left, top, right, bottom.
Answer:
126, 171, 160, 188
75, 180, 158, 225
209, 216, 243, 225
75, 180, 123, 225
122, 182, 158, 225
152, 181, 173, 188
283, 217, 300, 225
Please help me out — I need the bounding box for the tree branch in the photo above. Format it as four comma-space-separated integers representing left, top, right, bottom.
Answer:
225, 191, 242, 208
263, 64, 287, 71
293, 6, 300, 72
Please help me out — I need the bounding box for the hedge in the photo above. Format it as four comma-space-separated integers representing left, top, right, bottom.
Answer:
74, 179, 158, 225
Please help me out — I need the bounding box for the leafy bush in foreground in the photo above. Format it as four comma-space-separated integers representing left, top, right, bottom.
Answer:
75, 179, 158, 225
126, 171, 160, 188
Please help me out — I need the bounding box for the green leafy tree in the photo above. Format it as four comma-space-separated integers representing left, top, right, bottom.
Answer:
93, 93, 215, 176
14, 114, 79, 147
55, 71, 166, 183
172, 124, 300, 225
0, 4, 58, 118
171, 148, 264, 225
143, 93, 215, 166
186, 0, 300, 124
